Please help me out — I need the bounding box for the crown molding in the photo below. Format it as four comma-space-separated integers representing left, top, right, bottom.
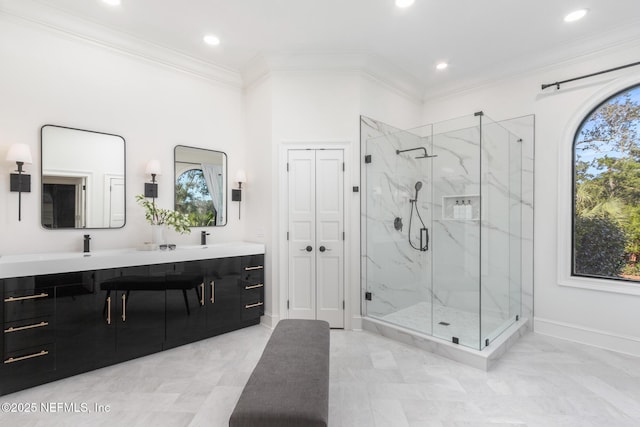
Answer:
423, 22, 640, 101
0, 0, 243, 89
241, 52, 425, 104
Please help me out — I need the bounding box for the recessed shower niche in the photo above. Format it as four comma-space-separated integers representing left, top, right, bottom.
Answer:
360, 113, 534, 369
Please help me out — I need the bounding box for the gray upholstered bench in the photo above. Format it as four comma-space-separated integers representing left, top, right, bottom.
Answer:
229, 319, 330, 427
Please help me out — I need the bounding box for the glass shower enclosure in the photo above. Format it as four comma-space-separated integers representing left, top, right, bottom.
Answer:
362, 112, 523, 350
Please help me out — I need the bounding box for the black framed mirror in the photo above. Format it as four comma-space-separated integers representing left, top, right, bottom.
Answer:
41, 125, 126, 229
174, 145, 227, 227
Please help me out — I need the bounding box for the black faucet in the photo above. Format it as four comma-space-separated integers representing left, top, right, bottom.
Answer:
83, 234, 91, 253
201, 231, 210, 245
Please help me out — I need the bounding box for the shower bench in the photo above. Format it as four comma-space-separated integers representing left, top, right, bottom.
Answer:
229, 319, 330, 427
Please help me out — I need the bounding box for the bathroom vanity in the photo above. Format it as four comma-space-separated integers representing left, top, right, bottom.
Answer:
0, 242, 265, 396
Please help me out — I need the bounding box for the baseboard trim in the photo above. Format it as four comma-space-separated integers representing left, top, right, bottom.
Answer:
260, 313, 280, 329
534, 317, 640, 357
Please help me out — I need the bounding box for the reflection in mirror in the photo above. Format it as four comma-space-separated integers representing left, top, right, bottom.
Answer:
41, 125, 126, 229
174, 145, 227, 227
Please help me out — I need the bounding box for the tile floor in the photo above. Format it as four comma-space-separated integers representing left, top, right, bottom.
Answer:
1, 324, 640, 426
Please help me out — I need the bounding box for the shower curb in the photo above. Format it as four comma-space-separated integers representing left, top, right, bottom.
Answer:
362, 316, 529, 370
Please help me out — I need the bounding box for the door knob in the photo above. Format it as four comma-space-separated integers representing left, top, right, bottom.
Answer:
301, 245, 312, 252
319, 246, 327, 252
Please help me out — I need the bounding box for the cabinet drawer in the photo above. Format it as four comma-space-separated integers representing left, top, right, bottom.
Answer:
241, 300, 264, 320
3, 343, 55, 377
241, 255, 264, 281
4, 317, 53, 354
4, 288, 54, 322
2, 276, 36, 293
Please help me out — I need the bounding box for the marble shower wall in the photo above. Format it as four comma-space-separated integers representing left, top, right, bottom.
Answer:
360, 114, 534, 343
361, 116, 433, 335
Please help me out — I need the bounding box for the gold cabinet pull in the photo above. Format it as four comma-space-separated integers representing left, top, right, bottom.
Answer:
107, 296, 111, 325
245, 302, 264, 309
121, 293, 126, 322
244, 266, 263, 271
200, 283, 205, 306
4, 293, 49, 303
4, 321, 48, 334
4, 350, 48, 364
244, 283, 264, 290
210, 281, 215, 304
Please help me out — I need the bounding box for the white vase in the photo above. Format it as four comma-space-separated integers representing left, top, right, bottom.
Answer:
151, 224, 166, 246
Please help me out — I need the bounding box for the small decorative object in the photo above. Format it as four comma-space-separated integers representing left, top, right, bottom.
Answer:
136, 195, 191, 247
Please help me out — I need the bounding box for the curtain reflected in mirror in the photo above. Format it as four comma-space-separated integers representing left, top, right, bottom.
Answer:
174, 145, 227, 227
41, 125, 126, 229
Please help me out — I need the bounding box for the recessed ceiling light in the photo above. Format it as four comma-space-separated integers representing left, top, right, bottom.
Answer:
395, 0, 415, 8
564, 9, 588, 22
102, 0, 121, 6
203, 34, 220, 46
436, 62, 448, 70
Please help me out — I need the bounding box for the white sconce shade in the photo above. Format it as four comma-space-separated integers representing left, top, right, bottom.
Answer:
235, 169, 247, 183
6, 144, 33, 164
145, 159, 162, 176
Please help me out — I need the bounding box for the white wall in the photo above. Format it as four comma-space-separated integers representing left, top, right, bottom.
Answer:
243, 76, 274, 324
242, 68, 423, 329
423, 39, 640, 355
0, 16, 246, 255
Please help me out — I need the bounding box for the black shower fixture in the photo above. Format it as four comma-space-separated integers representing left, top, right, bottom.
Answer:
396, 147, 437, 159
414, 181, 423, 201
408, 180, 428, 252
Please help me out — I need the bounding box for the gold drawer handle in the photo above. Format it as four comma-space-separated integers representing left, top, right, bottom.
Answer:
244, 284, 264, 290
210, 281, 215, 304
121, 293, 126, 322
200, 283, 205, 306
4, 350, 49, 364
107, 296, 111, 325
244, 266, 263, 271
4, 293, 49, 303
4, 321, 49, 334
245, 302, 264, 309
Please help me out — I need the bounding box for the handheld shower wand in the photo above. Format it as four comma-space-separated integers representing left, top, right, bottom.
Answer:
414, 181, 423, 201
408, 181, 428, 251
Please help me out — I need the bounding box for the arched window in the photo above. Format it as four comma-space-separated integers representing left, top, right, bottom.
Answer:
573, 84, 640, 281
175, 168, 216, 226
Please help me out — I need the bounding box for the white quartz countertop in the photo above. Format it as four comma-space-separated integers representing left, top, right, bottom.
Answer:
0, 242, 265, 279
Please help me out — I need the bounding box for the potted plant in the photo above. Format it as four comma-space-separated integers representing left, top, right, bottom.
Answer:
136, 195, 191, 245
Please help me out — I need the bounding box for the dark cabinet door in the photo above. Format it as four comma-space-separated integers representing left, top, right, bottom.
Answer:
102, 265, 166, 361
205, 257, 242, 333
54, 271, 116, 374
165, 261, 207, 347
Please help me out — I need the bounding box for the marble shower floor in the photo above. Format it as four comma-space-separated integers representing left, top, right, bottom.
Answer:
2, 324, 640, 426
380, 302, 508, 348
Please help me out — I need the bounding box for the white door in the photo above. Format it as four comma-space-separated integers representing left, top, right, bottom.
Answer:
287, 149, 344, 328
109, 177, 125, 228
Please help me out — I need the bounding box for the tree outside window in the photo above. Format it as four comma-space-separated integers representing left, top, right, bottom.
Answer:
573, 84, 640, 281
175, 169, 216, 227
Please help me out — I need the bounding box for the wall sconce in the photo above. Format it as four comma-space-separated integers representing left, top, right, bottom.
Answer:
232, 169, 246, 219
6, 143, 33, 222
144, 160, 161, 200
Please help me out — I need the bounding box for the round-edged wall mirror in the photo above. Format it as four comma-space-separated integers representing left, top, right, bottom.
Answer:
41, 125, 126, 229
174, 145, 227, 227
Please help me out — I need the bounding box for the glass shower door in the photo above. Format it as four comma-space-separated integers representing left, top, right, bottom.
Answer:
363, 125, 432, 336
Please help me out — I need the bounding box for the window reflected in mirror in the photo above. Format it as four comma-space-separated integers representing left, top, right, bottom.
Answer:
174, 145, 227, 227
